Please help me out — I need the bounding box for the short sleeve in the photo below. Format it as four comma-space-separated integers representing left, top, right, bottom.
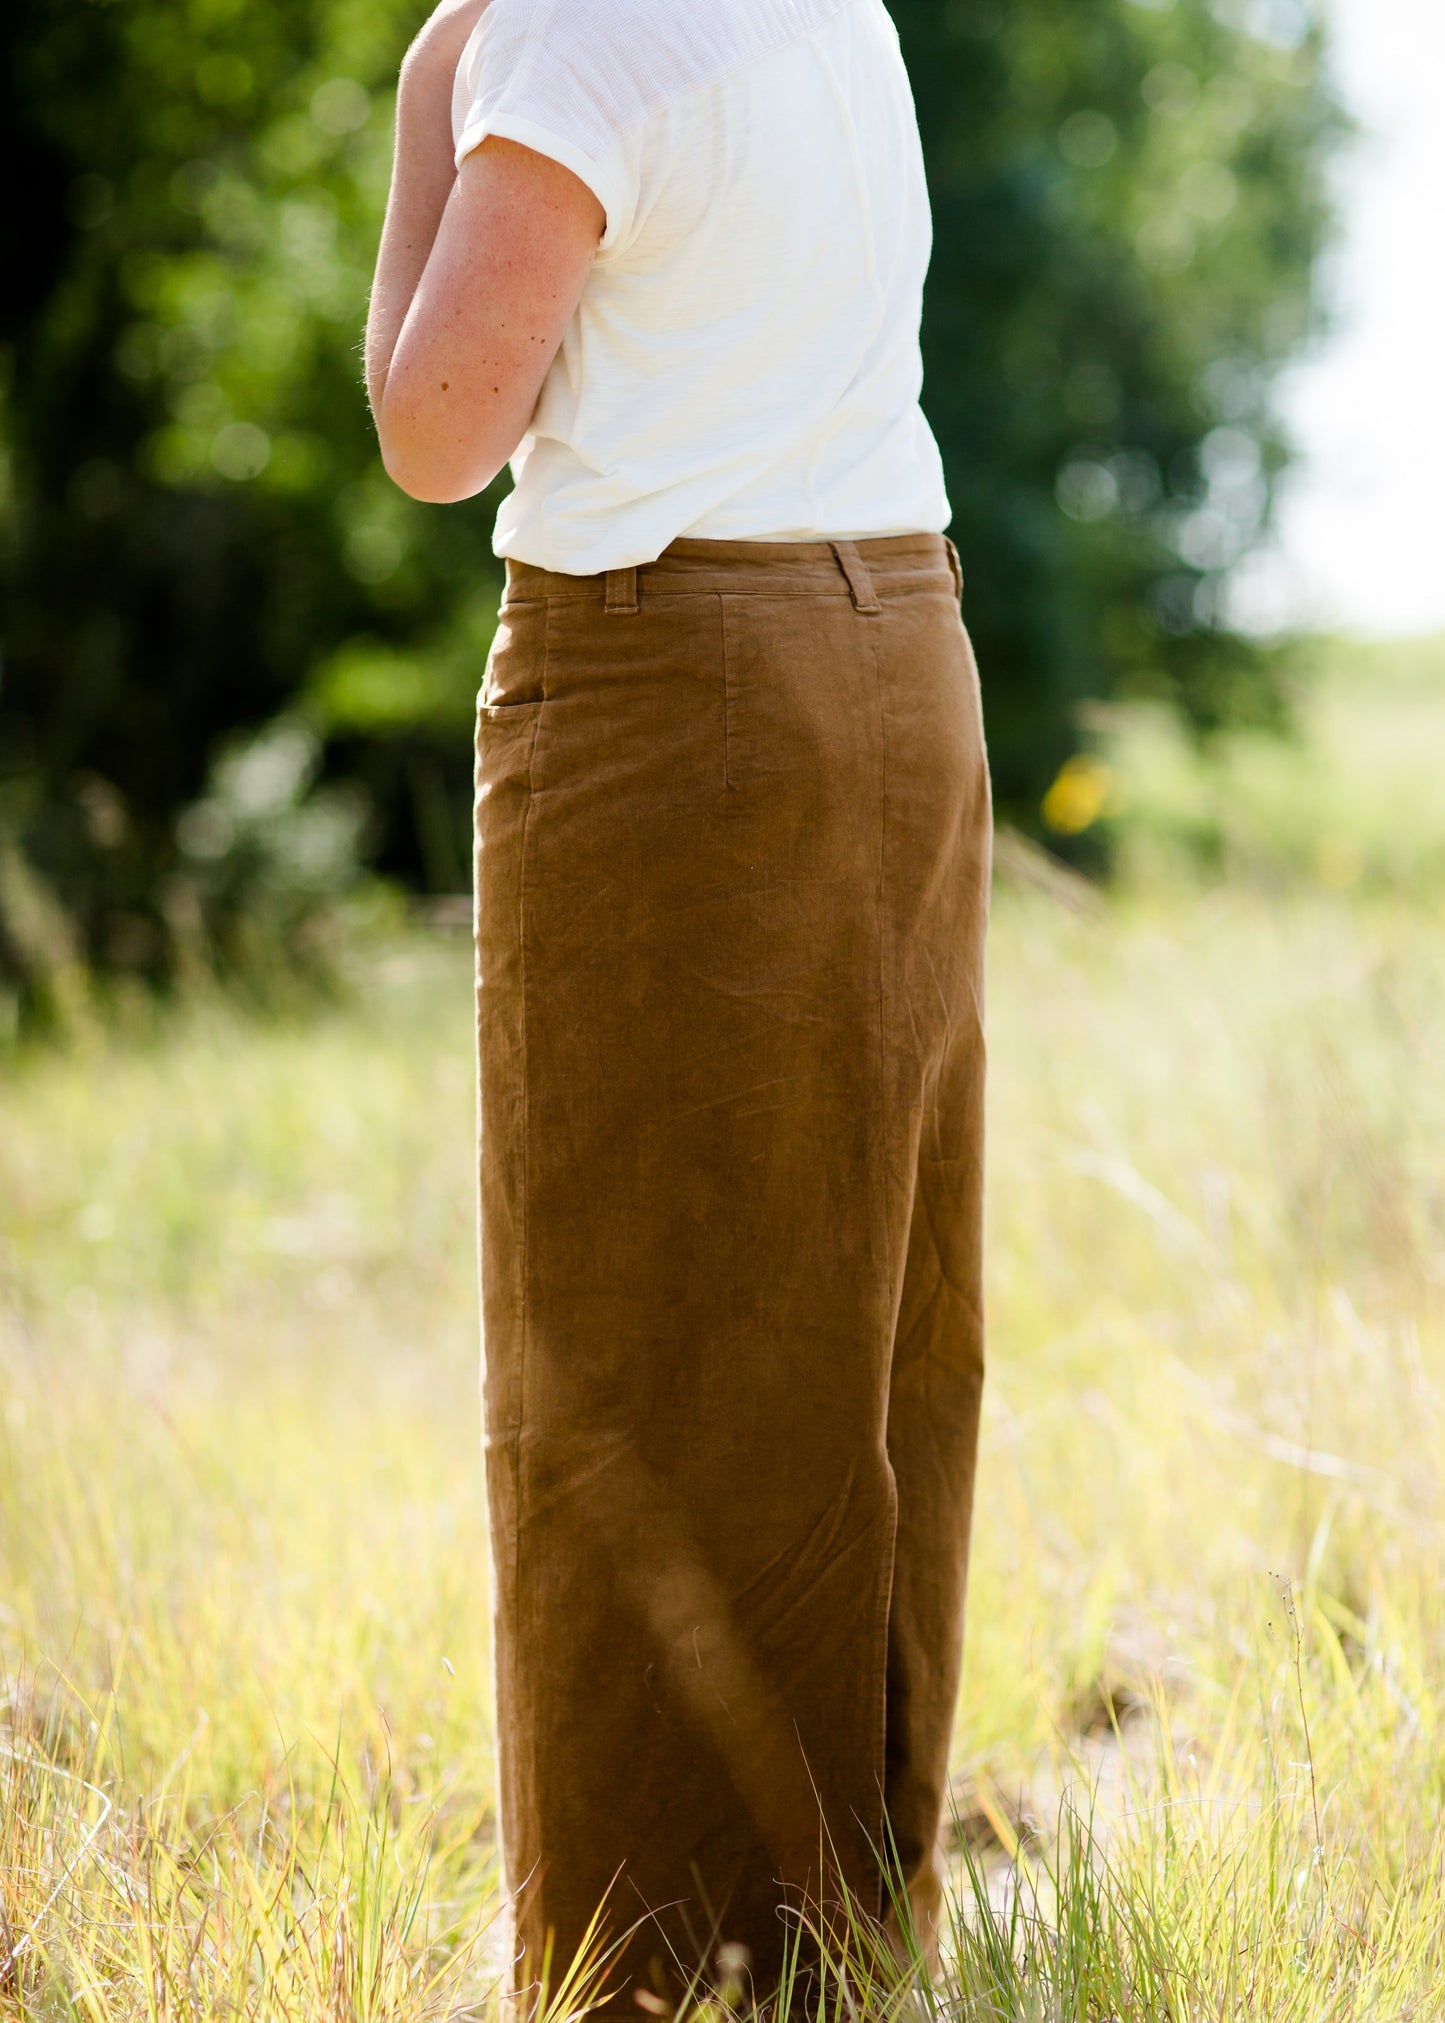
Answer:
450, 0, 643, 254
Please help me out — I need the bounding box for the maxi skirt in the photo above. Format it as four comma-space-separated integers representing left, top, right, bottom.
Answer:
472, 532, 992, 2009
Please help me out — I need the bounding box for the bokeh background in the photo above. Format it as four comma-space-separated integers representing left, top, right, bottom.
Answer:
5, 2, 1445, 2012
1, 0, 1368, 1024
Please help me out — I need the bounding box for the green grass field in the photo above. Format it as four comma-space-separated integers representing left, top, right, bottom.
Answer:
3, 644, 1445, 2018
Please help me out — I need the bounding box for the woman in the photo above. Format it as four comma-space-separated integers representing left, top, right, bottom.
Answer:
366, 0, 992, 2007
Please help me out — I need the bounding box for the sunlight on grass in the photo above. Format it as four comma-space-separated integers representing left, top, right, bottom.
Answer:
1096, 632, 1445, 892
3, 822, 1444, 2011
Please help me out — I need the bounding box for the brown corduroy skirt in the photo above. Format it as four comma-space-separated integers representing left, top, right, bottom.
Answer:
472, 532, 992, 2009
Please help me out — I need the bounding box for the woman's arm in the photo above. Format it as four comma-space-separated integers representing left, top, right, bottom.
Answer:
365, 0, 605, 504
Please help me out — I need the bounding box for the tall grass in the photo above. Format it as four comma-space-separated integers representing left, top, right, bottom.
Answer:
3, 725, 1444, 2012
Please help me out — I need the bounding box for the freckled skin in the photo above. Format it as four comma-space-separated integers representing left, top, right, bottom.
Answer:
365, 0, 604, 504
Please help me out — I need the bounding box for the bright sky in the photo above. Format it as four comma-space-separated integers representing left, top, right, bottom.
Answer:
1230, 0, 1445, 638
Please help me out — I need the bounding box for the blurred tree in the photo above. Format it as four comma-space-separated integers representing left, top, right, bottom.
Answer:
0, 0, 1342, 1016
899, 0, 1343, 816
0, 0, 494, 1015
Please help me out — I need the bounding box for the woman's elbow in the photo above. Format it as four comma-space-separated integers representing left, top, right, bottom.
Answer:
374, 385, 518, 502
377, 429, 507, 505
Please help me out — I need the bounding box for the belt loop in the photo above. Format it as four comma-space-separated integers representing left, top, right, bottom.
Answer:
604, 565, 639, 615
944, 536, 964, 603
829, 540, 882, 615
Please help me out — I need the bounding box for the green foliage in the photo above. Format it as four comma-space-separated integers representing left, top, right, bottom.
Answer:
899, 0, 1345, 816
1098, 631, 1445, 892
0, 0, 491, 1016
0, 0, 1345, 1012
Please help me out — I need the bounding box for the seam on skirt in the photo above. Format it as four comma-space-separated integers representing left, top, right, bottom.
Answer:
717, 592, 732, 792
871, 628, 894, 1356
509, 584, 868, 594
514, 707, 542, 1633
500, 586, 933, 608
869, 623, 894, 1919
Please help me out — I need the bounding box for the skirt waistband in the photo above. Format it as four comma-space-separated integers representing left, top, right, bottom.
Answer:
502, 532, 960, 611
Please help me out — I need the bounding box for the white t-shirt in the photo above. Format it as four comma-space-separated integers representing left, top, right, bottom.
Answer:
451, 0, 950, 574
